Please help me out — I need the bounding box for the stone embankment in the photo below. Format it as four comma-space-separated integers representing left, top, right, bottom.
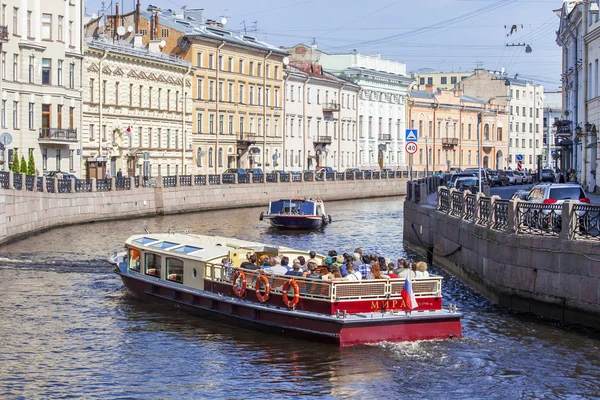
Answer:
403, 179, 600, 328
0, 171, 408, 245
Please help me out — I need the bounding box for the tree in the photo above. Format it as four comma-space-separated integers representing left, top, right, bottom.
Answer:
20, 155, 27, 173
11, 151, 19, 173
27, 151, 36, 175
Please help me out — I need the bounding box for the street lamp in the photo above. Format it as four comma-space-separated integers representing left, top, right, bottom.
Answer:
477, 111, 483, 193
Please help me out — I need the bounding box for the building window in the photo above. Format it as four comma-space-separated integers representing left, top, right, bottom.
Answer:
145, 254, 162, 278
28, 103, 34, 129
42, 14, 51, 39
427, 77, 433, 85
441, 77, 447, 84
1, 52, 5, 80
209, 114, 214, 133
209, 81, 214, 101
58, 15, 63, 41
218, 147, 223, 167
12, 54, 17, 81
13, 7, 18, 35
419, 77, 425, 85
208, 148, 213, 167
27, 10, 31, 37
57, 104, 62, 128
13, 101, 18, 129
69, 107, 74, 129
57, 60, 63, 86
161, 28, 169, 38
69, 63, 75, 88
196, 112, 202, 133
28, 56, 34, 83
56, 149, 61, 170
228, 82, 233, 101
42, 148, 47, 171
196, 52, 202, 67
68, 21, 73, 45
451, 77, 457, 84
42, 59, 51, 84
89, 124, 94, 140
209, 54, 214, 69
219, 115, 224, 134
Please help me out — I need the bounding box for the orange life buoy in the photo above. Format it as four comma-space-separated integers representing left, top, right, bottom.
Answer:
255, 274, 271, 303
282, 278, 300, 309
232, 270, 247, 298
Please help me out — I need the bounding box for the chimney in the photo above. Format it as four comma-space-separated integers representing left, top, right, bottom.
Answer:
425, 84, 434, 93
135, 0, 141, 34
115, 2, 119, 33
134, 33, 144, 48
184, 8, 203, 22
148, 39, 161, 53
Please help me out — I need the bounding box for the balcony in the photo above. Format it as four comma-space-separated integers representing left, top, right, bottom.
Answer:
378, 134, 392, 142
39, 128, 78, 143
442, 137, 459, 147
322, 103, 340, 112
313, 136, 332, 145
0, 26, 8, 42
236, 132, 259, 148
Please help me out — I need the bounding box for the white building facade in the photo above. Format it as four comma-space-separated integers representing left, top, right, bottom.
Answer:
0, 0, 83, 174
83, 37, 193, 178
283, 63, 359, 171
543, 91, 562, 169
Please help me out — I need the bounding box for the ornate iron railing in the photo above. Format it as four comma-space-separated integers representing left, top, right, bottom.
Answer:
373, 171, 380, 180
179, 175, 192, 187
438, 188, 450, 213
13, 173, 22, 190
57, 179, 71, 193
96, 178, 110, 191
266, 173, 277, 183
292, 173, 302, 182
516, 202, 562, 236
450, 191, 463, 217
303, 172, 314, 182
194, 175, 206, 186
465, 194, 476, 222
325, 172, 335, 181
75, 179, 92, 192
572, 204, 600, 241
0, 171, 8, 189
221, 174, 235, 184
237, 174, 250, 184
280, 173, 290, 183
345, 171, 355, 180
356, 171, 364, 180
38, 128, 78, 141
116, 177, 131, 190
415, 184, 421, 203
25, 175, 35, 191
335, 172, 345, 180
253, 173, 264, 183
37, 176, 43, 192
364, 171, 372, 180
46, 179, 55, 193
163, 176, 177, 188
477, 197, 491, 225
208, 174, 221, 185
492, 200, 509, 231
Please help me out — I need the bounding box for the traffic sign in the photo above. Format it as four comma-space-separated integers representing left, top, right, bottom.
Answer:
405, 129, 418, 142
516, 154, 523, 161
405, 142, 418, 155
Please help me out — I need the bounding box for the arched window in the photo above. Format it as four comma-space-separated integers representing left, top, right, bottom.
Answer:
483, 124, 490, 140
208, 148, 213, 167
196, 147, 202, 167
218, 147, 223, 168
483, 155, 489, 168
497, 128, 503, 141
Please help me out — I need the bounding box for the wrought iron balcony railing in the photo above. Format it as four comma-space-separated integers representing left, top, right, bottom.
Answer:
39, 128, 78, 141
322, 103, 340, 112
0, 26, 8, 41
313, 136, 332, 144
442, 137, 459, 146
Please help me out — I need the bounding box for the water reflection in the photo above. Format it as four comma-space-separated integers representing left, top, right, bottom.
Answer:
1, 198, 600, 398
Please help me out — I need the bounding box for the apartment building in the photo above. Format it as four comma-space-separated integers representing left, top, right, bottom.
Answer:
410, 69, 472, 91
82, 37, 193, 178
0, 0, 83, 174
458, 69, 544, 172
408, 87, 509, 172
283, 62, 359, 171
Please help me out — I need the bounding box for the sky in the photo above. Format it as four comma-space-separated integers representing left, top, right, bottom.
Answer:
87, 0, 563, 90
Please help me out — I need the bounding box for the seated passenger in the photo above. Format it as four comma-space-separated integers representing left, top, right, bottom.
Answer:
356, 255, 372, 280
307, 251, 319, 266
415, 261, 430, 278
397, 259, 416, 280
345, 262, 362, 281
264, 256, 290, 275
394, 258, 407, 275
240, 254, 259, 270
285, 262, 303, 277
297, 255, 307, 271
367, 263, 386, 280
221, 257, 233, 280
323, 265, 343, 280
303, 262, 322, 279
387, 263, 398, 278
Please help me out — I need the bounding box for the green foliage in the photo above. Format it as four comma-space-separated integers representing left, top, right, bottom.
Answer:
20, 155, 27, 173
27, 151, 36, 175
11, 151, 19, 173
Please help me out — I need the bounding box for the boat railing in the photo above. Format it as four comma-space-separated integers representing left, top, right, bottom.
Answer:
204, 263, 442, 303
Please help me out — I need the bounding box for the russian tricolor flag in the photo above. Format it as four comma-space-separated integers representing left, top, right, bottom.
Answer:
401, 275, 419, 312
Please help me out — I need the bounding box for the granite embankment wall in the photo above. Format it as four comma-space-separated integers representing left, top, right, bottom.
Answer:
0, 178, 407, 245
403, 191, 600, 328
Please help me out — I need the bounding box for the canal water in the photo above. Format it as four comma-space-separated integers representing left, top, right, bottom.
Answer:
1, 198, 599, 399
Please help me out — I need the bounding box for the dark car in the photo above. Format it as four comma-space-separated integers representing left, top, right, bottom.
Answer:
490, 170, 509, 186
44, 171, 78, 180
541, 169, 555, 182
245, 168, 263, 175
223, 168, 247, 175
463, 168, 491, 186
448, 172, 480, 188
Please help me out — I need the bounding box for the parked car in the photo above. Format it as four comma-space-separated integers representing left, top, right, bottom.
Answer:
504, 170, 522, 185
454, 177, 480, 193
447, 173, 481, 189
223, 168, 247, 175
463, 168, 492, 187
44, 171, 78, 180
489, 170, 509, 187
344, 168, 360, 174
245, 168, 263, 175
518, 171, 533, 184
511, 189, 530, 200
541, 168, 556, 182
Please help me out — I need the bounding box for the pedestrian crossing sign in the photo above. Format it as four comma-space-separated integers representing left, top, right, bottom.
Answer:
405, 130, 418, 142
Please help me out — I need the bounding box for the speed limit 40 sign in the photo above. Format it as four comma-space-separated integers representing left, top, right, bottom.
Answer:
405, 142, 418, 155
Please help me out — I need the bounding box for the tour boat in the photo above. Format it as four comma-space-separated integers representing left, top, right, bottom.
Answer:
110, 233, 462, 346
259, 198, 332, 230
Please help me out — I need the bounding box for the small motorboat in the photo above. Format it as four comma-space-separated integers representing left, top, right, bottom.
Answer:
259, 198, 332, 230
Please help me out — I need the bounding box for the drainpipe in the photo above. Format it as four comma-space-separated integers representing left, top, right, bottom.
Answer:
282, 71, 290, 171
182, 65, 191, 174
98, 50, 108, 162
214, 41, 225, 174
263, 51, 272, 170
337, 83, 345, 169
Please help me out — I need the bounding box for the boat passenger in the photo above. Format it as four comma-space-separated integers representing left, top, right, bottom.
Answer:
304, 262, 322, 279
264, 256, 290, 275
285, 262, 303, 277
356, 255, 372, 280
397, 260, 416, 280
367, 263, 386, 280
345, 263, 362, 281
297, 256, 306, 271
394, 258, 407, 275
241, 254, 259, 270
415, 261, 430, 278
307, 251, 319, 266
323, 265, 343, 280
221, 257, 233, 280
354, 248, 363, 258
387, 263, 398, 279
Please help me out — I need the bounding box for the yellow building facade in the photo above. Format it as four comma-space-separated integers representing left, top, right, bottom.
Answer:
407, 88, 509, 172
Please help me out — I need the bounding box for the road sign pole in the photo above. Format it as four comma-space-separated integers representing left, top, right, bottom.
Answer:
409, 154, 413, 181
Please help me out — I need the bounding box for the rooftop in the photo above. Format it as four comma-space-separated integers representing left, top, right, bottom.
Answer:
86, 37, 192, 67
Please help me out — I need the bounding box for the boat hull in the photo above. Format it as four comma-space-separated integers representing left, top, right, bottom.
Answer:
264, 215, 325, 230
118, 272, 462, 346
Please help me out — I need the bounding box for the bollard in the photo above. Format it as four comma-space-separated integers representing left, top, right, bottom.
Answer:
130, 176, 136, 189
91, 178, 97, 192
110, 177, 116, 191
70, 178, 76, 193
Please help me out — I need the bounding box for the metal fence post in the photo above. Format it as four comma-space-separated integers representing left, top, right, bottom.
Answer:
475, 192, 484, 222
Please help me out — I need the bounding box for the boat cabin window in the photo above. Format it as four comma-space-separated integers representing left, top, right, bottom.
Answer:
173, 245, 203, 254
301, 202, 314, 215
134, 237, 158, 245
166, 258, 184, 284
151, 241, 178, 249
145, 253, 162, 278
129, 248, 141, 272
316, 205, 323, 216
